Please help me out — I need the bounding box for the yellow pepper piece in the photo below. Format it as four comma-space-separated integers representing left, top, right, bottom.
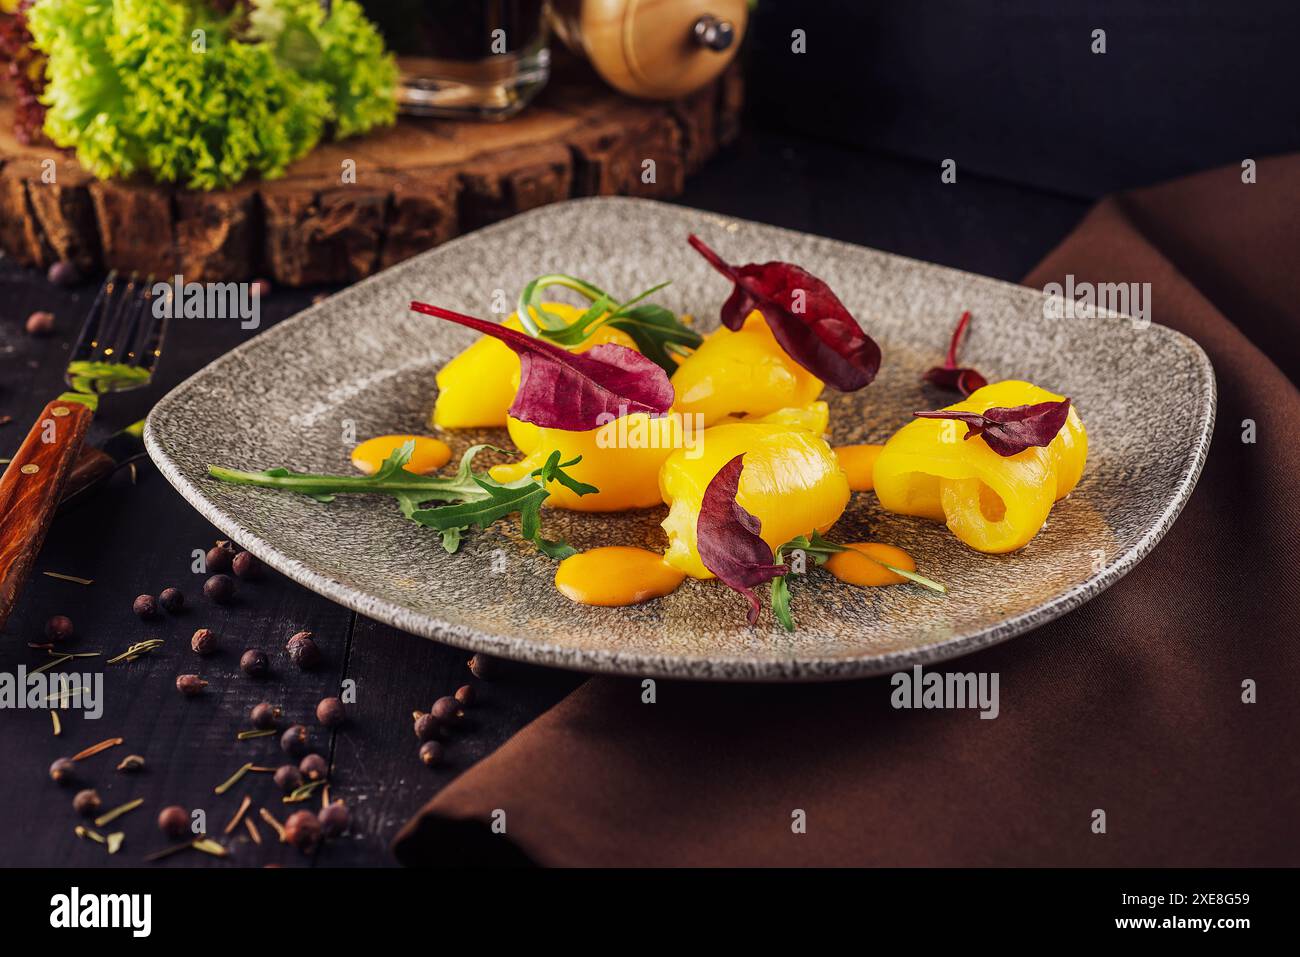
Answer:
834, 443, 883, 491
490, 413, 687, 511
872, 380, 1088, 554
670, 311, 824, 426
711, 401, 831, 434
431, 303, 638, 429
659, 422, 850, 579
350, 435, 451, 475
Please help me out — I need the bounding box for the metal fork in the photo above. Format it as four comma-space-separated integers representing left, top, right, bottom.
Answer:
0, 274, 169, 632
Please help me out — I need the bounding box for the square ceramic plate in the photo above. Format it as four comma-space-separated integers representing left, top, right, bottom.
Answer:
145, 198, 1214, 681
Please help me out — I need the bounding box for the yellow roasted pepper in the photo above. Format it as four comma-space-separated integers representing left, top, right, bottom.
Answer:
670, 311, 824, 426
432, 303, 638, 429
872, 380, 1087, 553
659, 422, 851, 579
489, 413, 686, 511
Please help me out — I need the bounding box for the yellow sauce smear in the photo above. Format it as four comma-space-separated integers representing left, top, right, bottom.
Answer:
351, 435, 452, 476
826, 542, 916, 586
834, 444, 883, 492
555, 547, 686, 607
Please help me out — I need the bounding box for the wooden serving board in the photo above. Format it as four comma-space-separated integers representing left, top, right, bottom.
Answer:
0, 62, 741, 285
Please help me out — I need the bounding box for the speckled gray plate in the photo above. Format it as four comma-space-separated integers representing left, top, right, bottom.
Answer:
145, 198, 1214, 681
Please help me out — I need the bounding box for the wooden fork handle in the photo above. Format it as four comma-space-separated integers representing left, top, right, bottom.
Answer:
0, 400, 94, 634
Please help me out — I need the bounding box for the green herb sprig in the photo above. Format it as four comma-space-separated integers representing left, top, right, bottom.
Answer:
516, 274, 702, 374
771, 531, 947, 632
208, 442, 595, 559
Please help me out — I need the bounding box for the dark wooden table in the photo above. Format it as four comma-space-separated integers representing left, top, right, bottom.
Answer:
0, 129, 1090, 867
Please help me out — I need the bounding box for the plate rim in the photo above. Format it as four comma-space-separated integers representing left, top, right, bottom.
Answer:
144, 196, 1218, 682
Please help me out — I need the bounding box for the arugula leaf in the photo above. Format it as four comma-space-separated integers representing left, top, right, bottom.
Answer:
209, 443, 596, 560
770, 531, 946, 632
208, 442, 494, 509
409, 451, 592, 558
514, 273, 702, 374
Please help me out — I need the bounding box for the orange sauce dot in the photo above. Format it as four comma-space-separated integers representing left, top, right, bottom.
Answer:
351, 435, 452, 476
834, 444, 883, 492
555, 547, 686, 607
826, 542, 916, 586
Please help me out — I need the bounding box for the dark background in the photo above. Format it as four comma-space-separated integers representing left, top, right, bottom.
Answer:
0, 1, 1295, 866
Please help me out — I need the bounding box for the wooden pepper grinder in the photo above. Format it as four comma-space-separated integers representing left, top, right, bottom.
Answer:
550, 0, 747, 100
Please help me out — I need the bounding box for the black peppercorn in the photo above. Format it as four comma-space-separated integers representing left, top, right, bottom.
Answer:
49, 758, 77, 785
430, 696, 464, 728
454, 684, 476, 707
176, 674, 207, 696
48, 260, 81, 287
72, 789, 101, 817
251, 702, 281, 729
413, 712, 439, 743
25, 310, 55, 337
284, 810, 322, 851
158, 805, 189, 839
315, 697, 344, 727
468, 653, 494, 679
190, 627, 218, 655
44, 615, 74, 643
274, 764, 304, 793
318, 802, 350, 838
285, 631, 321, 670
205, 541, 236, 574
299, 753, 328, 781
232, 551, 262, 580
280, 724, 309, 757
132, 594, 159, 619
240, 648, 268, 677
159, 587, 185, 613
419, 740, 444, 767
203, 573, 236, 604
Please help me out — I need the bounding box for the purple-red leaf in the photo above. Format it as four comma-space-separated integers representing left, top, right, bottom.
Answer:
922, 310, 988, 397
696, 454, 789, 626
913, 399, 1072, 457
412, 301, 674, 430
687, 234, 881, 392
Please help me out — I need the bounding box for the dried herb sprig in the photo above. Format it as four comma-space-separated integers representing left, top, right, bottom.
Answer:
94, 798, 143, 827
215, 762, 257, 795
282, 780, 327, 804
71, 737, 123, 762
224, 796, 253, 835
106, 639, 164, 664
43, 571, 93, 585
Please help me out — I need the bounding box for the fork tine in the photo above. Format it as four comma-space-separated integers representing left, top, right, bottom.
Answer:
68, 271, 116, 366
130, 281, 169, 376
97, 273, 139, 361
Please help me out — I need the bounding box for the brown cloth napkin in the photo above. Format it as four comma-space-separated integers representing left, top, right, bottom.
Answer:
394, 157, 1300, 867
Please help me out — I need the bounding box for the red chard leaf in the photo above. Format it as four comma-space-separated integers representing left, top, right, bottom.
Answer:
687, 234, 881, 392
411, 301, 674, 430
922, 310, 988, 397
696, 454, 789, 626
913, 398, 1072, 457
